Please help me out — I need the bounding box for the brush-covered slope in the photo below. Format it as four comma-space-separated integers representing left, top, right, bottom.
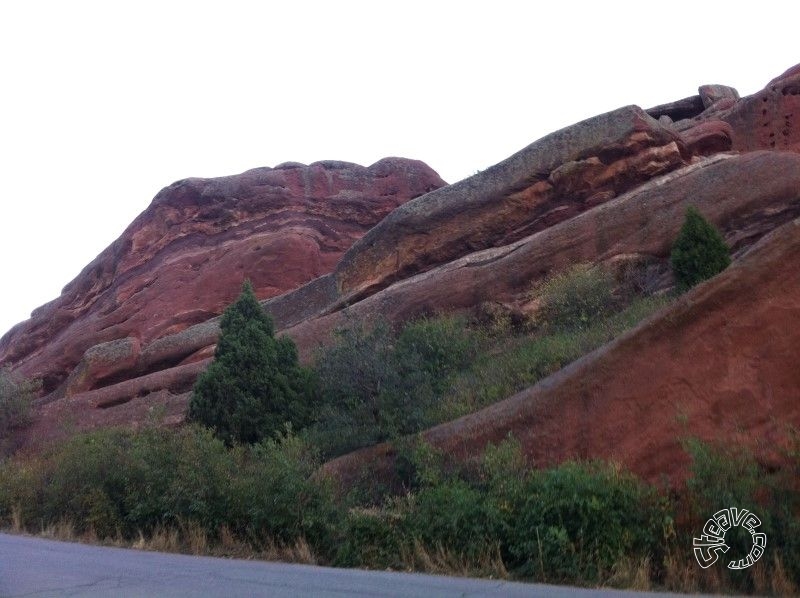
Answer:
323, 216, 800, 486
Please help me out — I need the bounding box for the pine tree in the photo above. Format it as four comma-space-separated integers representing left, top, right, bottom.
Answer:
670, 206, 731, 290
188, 281, 313, 445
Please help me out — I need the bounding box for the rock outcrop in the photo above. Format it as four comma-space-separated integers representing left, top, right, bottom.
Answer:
0, 159, 445, 394
7, 63, 800, 461
323, 217, 800, 487
647, 64, 800, 154
283, 150, 800, 361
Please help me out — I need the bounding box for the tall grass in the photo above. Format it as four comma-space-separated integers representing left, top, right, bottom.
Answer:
433, 295, 670, 422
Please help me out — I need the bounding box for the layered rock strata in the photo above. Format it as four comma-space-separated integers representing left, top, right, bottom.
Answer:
323, 217, 800, 487
0, 159, 444, 393
8, 64, 800, 453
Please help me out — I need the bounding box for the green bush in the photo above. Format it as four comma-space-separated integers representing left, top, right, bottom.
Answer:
0, 426, 340, 550
537, 264, 619, 331
405, 479, 501, 562
683, 438, 800, 589
0, 367, 38, 450
504, 462, 667, 583
357, 439, 669, 584
0, 429, 132, 534
335, 508, 406, 569
670, 206, 730, 290
310, 316, 479, 457
188, 281, 315, 445
122, 426, 234, 533
229, 433, 338, 551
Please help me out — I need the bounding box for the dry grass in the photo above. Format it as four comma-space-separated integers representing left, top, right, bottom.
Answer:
39, 519, 77, 542
770, 554, 798, 597
2, 513, 317, 568
663, 550, 723, 594
603, 556, 652, 591
9, 505, 23, 534
2, 512, 797, 593
127, 521, 312, 564
259, 536, 317, 565
661, 549, 798, 596
399, 540, 508, 580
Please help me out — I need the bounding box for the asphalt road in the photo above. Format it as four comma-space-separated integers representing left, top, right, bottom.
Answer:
0, 533, 690, 597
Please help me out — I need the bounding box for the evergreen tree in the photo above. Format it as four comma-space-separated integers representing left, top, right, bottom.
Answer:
670, 207, 730, 290
188, 281, 313, 445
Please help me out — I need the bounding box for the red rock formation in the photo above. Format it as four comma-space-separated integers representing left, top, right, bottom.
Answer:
722, 64, 800, 153
283, 151, 800, 361
0, 158, 445, 393
647, 64, 800, 155
9, 63, 800, 459
323, 217, 800, 487
333, 105, 691, 304
18, 150, 800, 449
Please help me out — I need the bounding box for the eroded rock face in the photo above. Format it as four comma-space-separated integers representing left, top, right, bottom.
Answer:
647, 64, 800, 155
0, 158, 445, 393
333, 106, 691, 304
9, 63, 800, 456
283, 150, 800, 361
323, 217, 800, 487
723, 65, 800, 153
18, 150, 800, 448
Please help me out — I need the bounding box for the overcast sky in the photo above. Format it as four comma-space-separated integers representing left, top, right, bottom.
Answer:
1, 1, 798, 340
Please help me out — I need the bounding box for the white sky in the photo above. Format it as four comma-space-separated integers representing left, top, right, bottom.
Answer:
1, 1, 798, 340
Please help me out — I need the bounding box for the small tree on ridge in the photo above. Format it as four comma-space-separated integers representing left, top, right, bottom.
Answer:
670, 207, 730, 290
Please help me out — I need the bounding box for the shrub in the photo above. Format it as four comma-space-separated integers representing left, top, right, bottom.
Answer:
683, 438, 800, 590
122, 426, 234, 533
26, 429, 131, 535
310, 316, 479, 457
308, 322, 400, 455
537, 264, 618, 331
0, 425, 341, 550
670, 206, 730, 290
229, 433, 339, 551
504, 462, 667, 583
188, 281, 315, 445
0, 367, 38, 447
335, 508, 406, 569
405, 479, 500, 561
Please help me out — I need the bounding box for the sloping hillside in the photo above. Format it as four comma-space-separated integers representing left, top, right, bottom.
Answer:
323, 216, 800, 486
5, 63, 800, 462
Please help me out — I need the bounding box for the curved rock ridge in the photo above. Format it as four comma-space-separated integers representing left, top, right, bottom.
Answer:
18, 149, 800, 447
334, 105, 691, 303
9, 62, 800, 452
0, 158, 445, 393
282, 150, 800, 360
323, 216, 800, 487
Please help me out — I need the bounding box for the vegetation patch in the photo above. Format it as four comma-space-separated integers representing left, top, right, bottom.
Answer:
188, 281, 316, 445
2, 428, 796, 592
0, 367, 38, 455
670, 206, 731, 290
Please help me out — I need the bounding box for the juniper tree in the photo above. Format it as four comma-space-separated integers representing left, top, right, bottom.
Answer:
188, 281, 314, 445
670, 207, 730, 290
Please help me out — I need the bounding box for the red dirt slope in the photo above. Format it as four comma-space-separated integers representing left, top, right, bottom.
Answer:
324, 217, 800, 487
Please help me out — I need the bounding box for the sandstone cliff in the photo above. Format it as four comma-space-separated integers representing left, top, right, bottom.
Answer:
0, 159, 444, 394
7, 64, 800, 469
